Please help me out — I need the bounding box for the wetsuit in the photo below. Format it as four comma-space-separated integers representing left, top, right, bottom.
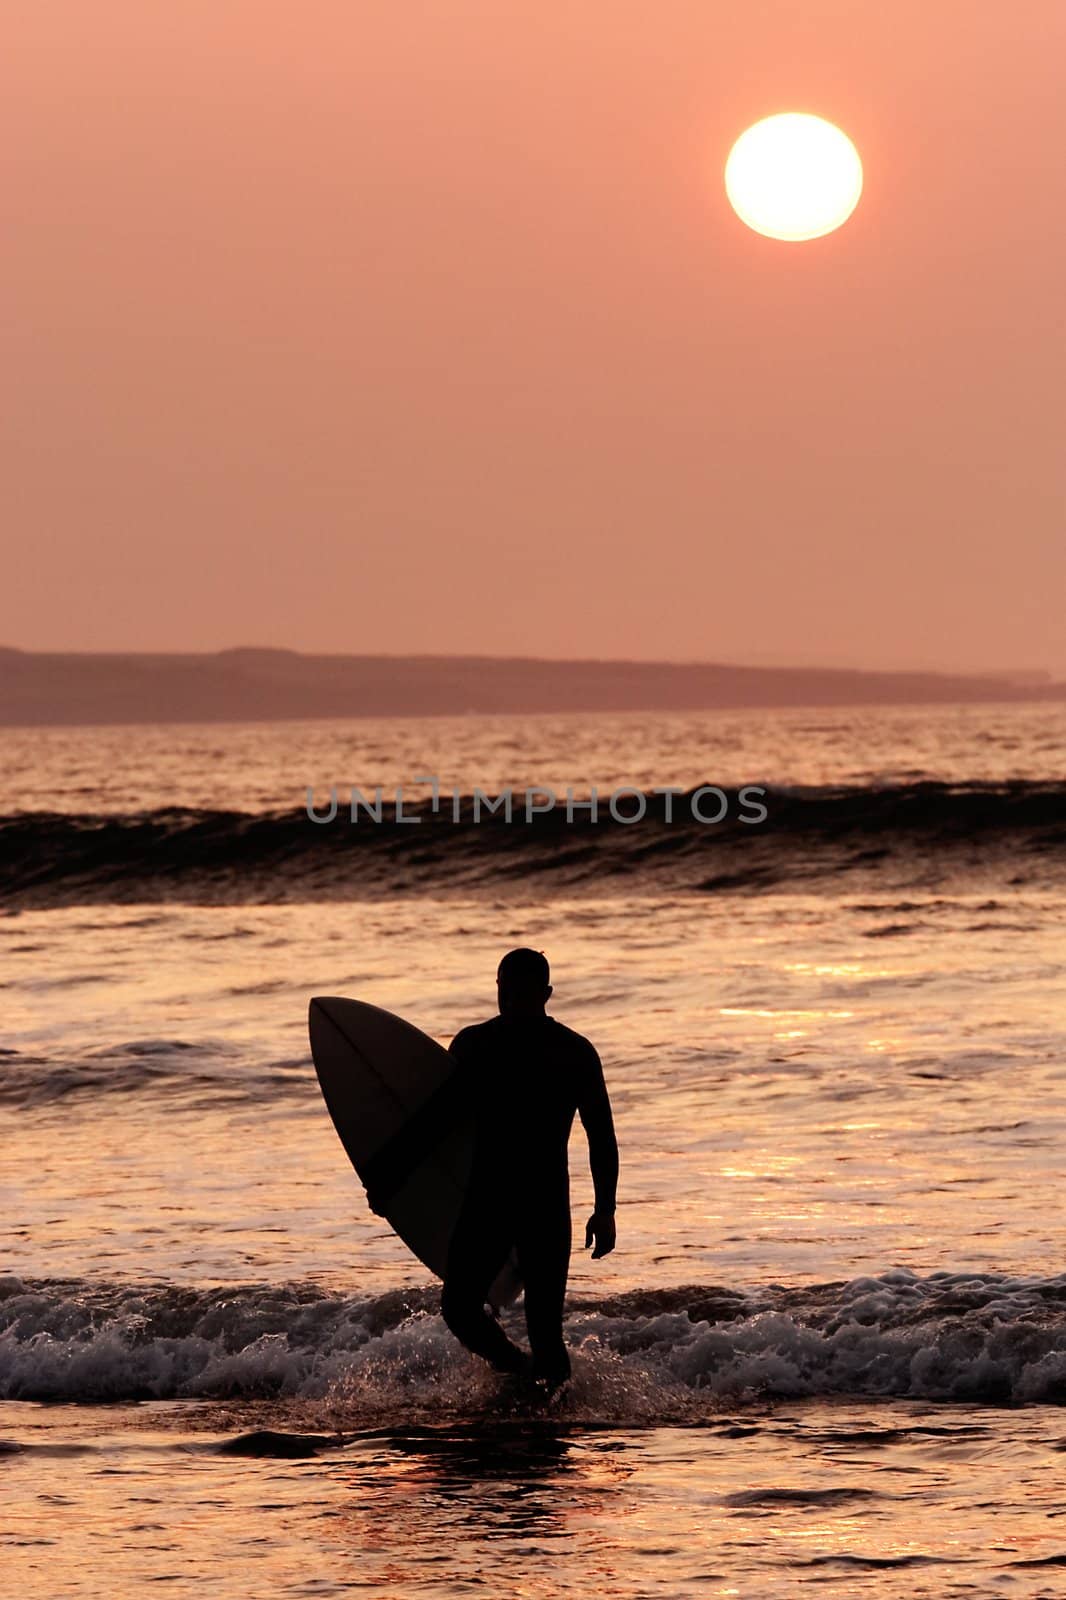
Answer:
363, 1014, 618, 1384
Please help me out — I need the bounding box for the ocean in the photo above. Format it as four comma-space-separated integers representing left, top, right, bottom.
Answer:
3, 702, 1066, 1597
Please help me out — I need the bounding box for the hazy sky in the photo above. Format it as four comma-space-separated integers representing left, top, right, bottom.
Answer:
4, 2, 1064, 670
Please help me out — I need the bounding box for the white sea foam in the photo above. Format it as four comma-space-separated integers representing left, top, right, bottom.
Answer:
4, 1270, 1066, 1412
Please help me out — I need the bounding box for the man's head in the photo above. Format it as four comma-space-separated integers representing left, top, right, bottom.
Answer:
496, 947, 552, 1018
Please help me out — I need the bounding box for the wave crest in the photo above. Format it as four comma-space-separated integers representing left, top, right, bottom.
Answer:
2, 782, 1065, 906
4, 1268, 1066, 1412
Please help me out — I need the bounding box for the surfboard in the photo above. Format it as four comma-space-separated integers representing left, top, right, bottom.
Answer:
308, 996, 522, 1309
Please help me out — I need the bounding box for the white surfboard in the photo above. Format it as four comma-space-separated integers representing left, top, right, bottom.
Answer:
308, 996, 522, 1309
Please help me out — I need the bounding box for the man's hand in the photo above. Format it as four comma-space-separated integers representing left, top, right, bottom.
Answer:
585, 1211, 616, 1259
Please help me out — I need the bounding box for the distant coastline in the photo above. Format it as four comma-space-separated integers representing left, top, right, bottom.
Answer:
0, 646, 1063, 727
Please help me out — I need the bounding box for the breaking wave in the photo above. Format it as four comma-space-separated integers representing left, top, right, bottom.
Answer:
4, 1269, 1066, 1413
1, 782, 1064, 907
0, 1039, 313, 1110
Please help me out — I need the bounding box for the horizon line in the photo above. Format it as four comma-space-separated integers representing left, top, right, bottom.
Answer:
0, 644, 1058, 684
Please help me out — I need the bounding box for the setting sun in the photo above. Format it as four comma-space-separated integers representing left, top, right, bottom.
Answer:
725, 112, 863, 241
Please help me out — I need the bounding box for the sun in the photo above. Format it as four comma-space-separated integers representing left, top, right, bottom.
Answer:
725, 113, 863, 242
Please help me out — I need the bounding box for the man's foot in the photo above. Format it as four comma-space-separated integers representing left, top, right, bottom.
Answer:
494, 1369, 567, 1414
530, 1357, 571, 1399
488, 1345, 534, 1378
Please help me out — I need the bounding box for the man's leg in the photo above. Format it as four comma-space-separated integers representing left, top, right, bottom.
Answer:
516, 1209, 572, 1385
441, 1201, 529, 1374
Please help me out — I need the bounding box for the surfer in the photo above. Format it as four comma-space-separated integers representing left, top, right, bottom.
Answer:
364, 948, 618, 1388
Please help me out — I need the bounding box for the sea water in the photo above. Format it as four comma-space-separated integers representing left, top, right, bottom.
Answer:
2, 704, 1066, 1596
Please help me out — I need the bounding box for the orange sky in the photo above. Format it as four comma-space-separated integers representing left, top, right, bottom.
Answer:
3, 2, 1064, 671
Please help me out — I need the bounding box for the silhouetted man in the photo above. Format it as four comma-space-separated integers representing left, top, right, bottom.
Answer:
365, 949, 618, 1388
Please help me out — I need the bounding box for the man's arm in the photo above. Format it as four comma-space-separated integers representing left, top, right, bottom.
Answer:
577, 1044, 618, 1259
361, 1034, 473, 1215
